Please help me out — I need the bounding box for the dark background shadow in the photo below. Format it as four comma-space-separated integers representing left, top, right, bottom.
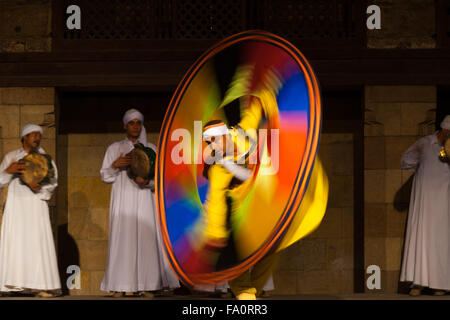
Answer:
393, 174, 414, 294
58, 223, 80, 296
54, 128, 80, 296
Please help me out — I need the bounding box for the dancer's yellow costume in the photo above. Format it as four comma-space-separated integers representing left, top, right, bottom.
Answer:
203, 95, 273, 242
202, 66, 328, 299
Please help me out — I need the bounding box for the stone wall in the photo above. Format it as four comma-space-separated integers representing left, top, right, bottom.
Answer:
0, 0, 437, 51
364, 86, 436, 292
60, 132, 159, 295
0, 87, 56, 241
0, 0, 52, 52
58, 131, 354, 295
367, 0, 436, 49
272, 133, 354, 294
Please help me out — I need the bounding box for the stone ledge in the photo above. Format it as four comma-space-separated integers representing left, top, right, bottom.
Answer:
365, 86, 436, 103
0, 88, 54, 105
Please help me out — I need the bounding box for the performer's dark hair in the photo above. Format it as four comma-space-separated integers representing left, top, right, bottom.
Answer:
203, 119, 225, 129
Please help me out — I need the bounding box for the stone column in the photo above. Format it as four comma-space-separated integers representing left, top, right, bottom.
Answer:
364, 86, 436, 292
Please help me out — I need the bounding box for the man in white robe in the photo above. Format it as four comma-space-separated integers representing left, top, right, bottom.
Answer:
0, 124, 60, 297
100, 109, 179, 298
400, 115, 450, 296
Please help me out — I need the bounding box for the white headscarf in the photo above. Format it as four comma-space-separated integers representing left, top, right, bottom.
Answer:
21, 124, 43, 139
202, 121, 230, 141
20, 124, 46, 154
441, 115, 450, 130
122, 108, 147, 145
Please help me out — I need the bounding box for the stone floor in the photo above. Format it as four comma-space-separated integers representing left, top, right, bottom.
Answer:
1, 293, 450, 300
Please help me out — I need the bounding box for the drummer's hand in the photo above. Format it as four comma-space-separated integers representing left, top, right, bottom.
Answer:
5, 161, 26, 174
28, 181, 41, 192
135, 176, 149, 188
112, 154, 132, 169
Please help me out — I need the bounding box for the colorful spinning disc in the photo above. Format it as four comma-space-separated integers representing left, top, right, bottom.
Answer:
156, 30, 326, 287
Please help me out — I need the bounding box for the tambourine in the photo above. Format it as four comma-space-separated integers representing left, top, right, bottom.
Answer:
439, 135, 450, 162
126, 143, 156, 181
18, 150, 55, 190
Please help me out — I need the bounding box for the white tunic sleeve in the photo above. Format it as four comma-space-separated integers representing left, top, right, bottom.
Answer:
401, 137, 425, 170
37, 160, 58, 201
101, 144, 120, 184
0, 153, 14, 189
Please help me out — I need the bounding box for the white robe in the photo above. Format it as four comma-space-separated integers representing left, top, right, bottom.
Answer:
0, 147, 60, 292
100, 138, 179, 292
400, 133, 450, 290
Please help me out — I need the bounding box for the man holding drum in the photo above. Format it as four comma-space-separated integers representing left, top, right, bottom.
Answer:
0, 124, 60, 297
100, 109, 179, 298
400, 115, 450, 296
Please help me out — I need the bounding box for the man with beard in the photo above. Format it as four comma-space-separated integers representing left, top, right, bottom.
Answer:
0, 124, 60, 297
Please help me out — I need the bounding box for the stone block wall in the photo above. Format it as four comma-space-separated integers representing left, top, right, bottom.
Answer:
0, 87, 56, 243
0, 0, 52, 52
364, 86, 436, 292
367, 0, 435, 49
273, 133, 354, 294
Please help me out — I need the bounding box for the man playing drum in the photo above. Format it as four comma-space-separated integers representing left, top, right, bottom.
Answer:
400, 115, 450, 296
0, 124, 60, 297
100, 109, 179, 298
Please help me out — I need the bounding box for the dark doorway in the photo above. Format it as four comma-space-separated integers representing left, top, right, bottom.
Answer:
437, 87, 450, 130
58, 90, 172, 134
322, 88, 364, 293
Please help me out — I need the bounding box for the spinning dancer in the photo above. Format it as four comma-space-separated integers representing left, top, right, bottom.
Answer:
200, 76, 280, 299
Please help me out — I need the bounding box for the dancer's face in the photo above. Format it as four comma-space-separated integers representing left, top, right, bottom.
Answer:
205, 135, 229, 158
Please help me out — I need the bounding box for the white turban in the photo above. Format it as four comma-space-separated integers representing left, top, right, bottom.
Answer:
122, 108, 147, 144
202, 122, 230, 141
21, 124, 43, 139
441, 115, 450, 130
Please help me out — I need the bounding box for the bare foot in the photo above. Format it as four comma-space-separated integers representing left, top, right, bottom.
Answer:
35, 291, 55, 298
434, 290, 446, 296
139, 291, 154, 299
110, 292, 124, 298
409, 288, 422, 296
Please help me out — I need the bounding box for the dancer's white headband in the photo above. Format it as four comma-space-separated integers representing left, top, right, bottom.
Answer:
202, 123, 230, 141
